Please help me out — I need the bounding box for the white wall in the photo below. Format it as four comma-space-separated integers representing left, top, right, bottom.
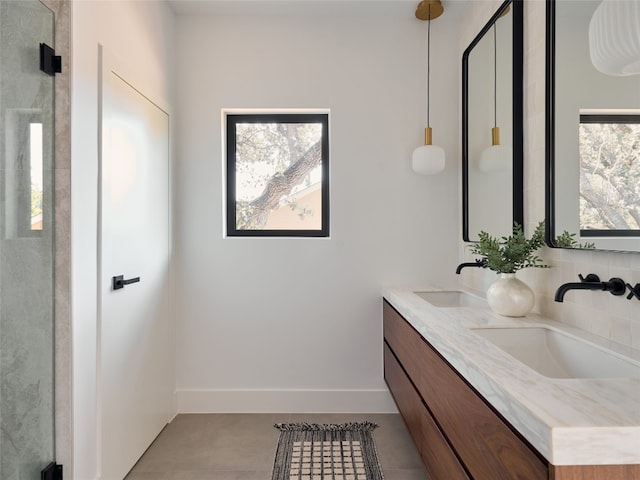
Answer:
174, 10, 460, 412
71, 1, 175, 478
458, 1, 640, 350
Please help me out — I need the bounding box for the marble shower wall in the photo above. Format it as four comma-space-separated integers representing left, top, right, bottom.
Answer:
0, 1, 56, 478
458, 1, 640, 350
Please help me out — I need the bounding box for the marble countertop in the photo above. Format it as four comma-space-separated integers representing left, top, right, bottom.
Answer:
383, 287, 640, 466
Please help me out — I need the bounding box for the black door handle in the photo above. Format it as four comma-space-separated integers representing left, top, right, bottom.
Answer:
112, 275, 141, 290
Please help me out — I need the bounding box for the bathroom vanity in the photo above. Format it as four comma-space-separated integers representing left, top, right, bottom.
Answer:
382, 288, 640, 479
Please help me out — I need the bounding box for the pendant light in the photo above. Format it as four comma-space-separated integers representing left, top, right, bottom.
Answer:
479, 23, 512, 172
412, 0, 445, 175
589, 0, 640, 76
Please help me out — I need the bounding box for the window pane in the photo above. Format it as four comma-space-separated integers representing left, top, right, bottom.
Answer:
579, 117, 640, 234
226, 113, 329, 237
30, 122, 44, 231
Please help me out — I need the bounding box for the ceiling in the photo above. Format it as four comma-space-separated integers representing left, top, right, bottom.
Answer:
166, 0, 470, 19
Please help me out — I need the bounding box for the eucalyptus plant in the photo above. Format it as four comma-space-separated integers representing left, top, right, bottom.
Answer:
554, 231, 596, 249
471, 221, 549, 274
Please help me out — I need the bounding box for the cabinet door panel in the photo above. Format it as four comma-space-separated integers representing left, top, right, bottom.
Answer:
418, 397, 470, 480
383, 302, 427, 387
415, 334, 547, 479
384, 344, 469, 480
550, 464, 640, 480
384, 344, 422, 450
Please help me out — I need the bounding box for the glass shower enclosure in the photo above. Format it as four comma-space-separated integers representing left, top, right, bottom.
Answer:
0, 0, 56, 478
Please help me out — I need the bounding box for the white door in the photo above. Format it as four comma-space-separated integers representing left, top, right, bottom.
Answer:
99, 48, 172, 480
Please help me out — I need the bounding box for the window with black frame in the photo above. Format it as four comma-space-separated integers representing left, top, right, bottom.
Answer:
578, 113, 640, 237
226, 112, 329, 237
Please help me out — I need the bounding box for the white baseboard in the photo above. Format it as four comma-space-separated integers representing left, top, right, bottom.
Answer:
169, 390, 179, 422
176, 389, 398, 414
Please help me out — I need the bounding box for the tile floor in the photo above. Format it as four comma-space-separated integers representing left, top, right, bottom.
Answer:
125, 413, 428, 480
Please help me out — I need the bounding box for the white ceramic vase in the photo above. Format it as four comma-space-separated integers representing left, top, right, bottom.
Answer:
486, 273, 534, 317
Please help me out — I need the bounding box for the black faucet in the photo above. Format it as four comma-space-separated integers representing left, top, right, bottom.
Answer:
455, 259, 487, 274
554, 273, 627, 302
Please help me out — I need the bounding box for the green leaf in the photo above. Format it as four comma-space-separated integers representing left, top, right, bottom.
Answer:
470, 221, 550, 274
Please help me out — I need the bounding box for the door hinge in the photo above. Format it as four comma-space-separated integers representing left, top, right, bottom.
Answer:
41, 462, 63, 480
39, 43, 62, 76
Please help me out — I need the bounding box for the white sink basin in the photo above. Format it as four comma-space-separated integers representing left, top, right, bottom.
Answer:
472, 327, 640, 379
414, 290, 486, 308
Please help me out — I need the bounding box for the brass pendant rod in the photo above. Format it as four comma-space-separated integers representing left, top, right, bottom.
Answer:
492, 126, 500, 146
425, 126, 433, 146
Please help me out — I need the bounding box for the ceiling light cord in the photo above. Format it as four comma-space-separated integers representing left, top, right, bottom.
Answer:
411, 0, 445, 175
493, 23, 497, 128
427, 6, 431, 128
479, 17, 512, 173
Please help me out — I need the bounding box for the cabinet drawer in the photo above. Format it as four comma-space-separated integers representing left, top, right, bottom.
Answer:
384, 344, 423, 450
384, 344, 469, 480
383, 301, 427, 386
383, 300, 548, 480
419, 408, 470, 480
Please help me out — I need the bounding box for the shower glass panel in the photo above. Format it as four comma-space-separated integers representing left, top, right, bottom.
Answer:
0, 1, 56, 478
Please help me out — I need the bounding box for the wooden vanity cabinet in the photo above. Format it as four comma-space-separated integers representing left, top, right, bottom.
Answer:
383, 299, 640, 480
383, 300, 548, 480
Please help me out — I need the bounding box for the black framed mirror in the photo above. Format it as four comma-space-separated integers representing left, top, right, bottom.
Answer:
546, 0, 640, 252
462, 0, 523, 242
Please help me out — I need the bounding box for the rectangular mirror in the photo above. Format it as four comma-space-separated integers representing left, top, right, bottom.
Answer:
546, 0, 640, 252
463, 0, 523, 242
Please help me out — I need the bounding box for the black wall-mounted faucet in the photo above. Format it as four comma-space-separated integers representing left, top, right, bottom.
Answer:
554, 273, 627, 302
455, 259, 487, 274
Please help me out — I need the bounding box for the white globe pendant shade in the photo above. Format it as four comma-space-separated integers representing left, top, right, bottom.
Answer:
412, 144, 446, 175
479, 145, 512, 172
412, 126, 445, 174
479, 126, 511, 172
589, 0, 640, 76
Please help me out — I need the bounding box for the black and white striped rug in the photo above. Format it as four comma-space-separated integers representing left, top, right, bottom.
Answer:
271, 422, 384, 480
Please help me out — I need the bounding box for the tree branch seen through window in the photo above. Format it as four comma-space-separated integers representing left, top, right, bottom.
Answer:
578, 114, 640, 236
226, 113, 329, 237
